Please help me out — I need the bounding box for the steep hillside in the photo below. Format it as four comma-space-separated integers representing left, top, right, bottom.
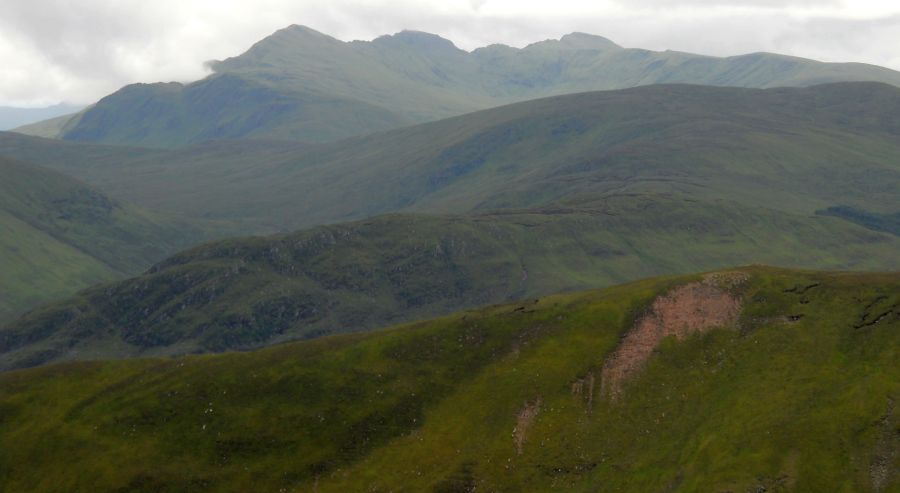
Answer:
0, 156, 214, 323
4, 196, 900, 370
1, 267, 897, 492
3, 83, 899, 232
59, 76, 412, 148
40, 25, 900, 148
12, 106, 88, 139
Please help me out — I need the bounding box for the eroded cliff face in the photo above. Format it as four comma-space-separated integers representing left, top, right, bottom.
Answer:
601, 273, 746, 398
513, 397, 543, 455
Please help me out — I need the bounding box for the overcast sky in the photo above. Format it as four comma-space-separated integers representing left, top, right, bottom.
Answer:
1, 0, 898, 106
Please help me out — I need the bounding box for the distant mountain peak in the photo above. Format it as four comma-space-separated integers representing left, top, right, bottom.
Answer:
280, 24, 332, 38
559, 32, 621, 50
523, 32, 621, 52
209, 24, 343, 72
372, 30, 463, 53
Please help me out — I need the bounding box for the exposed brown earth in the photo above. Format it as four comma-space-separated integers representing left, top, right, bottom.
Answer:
571, 372, 596, 413
601, 274, 745, 399
871, 397, 898, 492
513, 397, 542, 455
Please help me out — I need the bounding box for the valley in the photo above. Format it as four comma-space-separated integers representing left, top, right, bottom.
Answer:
0, 155, 218, 323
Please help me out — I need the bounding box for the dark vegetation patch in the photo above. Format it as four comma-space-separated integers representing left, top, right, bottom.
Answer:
433, 462, 478, 493
818, 206, 900, 236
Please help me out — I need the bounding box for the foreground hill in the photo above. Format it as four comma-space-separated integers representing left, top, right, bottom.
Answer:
0, 156, 216, 324
4, 83, 900, 234
3, 195, 899, 370
1, 267, 896, 492
24, 25, 900, 147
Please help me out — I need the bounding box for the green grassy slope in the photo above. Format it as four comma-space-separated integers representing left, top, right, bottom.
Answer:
4, 83, 899, 232
4, 195, 899, 370
0, 132, 304, 232
45, 25, 900, 148
0, 209, 115, 323
10, 111, 80, 138
0, 156, 217, 323
0, 267, 896, 492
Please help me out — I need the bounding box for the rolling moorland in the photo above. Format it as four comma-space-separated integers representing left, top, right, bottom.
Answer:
18, 25, 900, 148
3, 82, 900, 369
0, 155, 217, 324
3, 196, 900, 370
4, 82, 900, 233
0, 267, 897, 492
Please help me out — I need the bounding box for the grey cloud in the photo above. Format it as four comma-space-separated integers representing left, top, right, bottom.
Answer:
770, 14, 900, 65
614, 0, 841, 7
0, 1, 160, 78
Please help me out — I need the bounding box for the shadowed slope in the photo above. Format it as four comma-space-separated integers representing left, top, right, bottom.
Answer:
60, 76, 412, 148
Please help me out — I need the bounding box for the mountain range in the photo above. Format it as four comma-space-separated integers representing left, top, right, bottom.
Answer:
16, 25, 900, 148
0, 23, 899, 493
